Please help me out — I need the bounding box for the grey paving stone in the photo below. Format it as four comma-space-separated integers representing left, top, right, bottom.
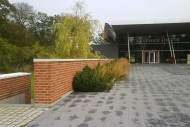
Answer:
26, 64, 190, 127
0, 106, 49, 127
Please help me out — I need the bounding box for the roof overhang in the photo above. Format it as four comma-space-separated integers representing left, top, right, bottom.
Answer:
111, 20, 190, 36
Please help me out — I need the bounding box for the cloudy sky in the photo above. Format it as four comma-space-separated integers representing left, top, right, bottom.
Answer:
9, 0, 190, 26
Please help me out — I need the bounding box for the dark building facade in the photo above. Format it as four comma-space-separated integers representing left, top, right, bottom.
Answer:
100, 21, 190, 64
91, 44, 118, 59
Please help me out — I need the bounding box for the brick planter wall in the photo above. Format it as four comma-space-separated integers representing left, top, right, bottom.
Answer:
33, 59, 113, 104
0, 73, 31, 104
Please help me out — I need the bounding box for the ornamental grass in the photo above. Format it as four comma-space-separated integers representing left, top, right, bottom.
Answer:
72, 58, 131, 92
99, 58, 131, 81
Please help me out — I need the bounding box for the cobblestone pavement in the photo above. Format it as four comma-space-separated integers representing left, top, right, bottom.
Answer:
27, 64, 190, 127
0, 106, 49, 127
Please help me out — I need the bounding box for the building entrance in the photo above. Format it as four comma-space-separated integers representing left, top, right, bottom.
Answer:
142, 50, 160, 64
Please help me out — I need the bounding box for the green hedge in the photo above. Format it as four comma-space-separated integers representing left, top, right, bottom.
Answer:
72, 58, 131, 92
72, 65, 114, 92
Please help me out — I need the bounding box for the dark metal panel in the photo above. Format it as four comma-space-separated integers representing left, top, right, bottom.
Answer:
104, 23, 116, 43
112, 22, 190, 36
91, 44, 118, 59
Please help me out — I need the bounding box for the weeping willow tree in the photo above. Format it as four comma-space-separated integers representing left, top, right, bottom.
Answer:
53, 1, 102, 58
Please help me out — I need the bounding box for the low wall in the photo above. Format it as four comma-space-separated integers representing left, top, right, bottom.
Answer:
188, 54, 190, 64
0, 73, 31, 104
33, 59, 113, 104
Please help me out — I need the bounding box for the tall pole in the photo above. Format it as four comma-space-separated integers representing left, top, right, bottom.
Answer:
170, 39, 176, 64
127, 33, 131, 62
166, 27, 176, 64
166, 27, 173, 57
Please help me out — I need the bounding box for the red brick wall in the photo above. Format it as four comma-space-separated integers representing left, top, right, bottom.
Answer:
0, 75, 31, 104
34, 59, 113, 104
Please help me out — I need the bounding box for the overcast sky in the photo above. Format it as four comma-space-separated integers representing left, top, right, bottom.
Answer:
9, 0, 190, 27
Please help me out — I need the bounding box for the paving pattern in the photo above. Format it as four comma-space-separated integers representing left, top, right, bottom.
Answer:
0, 106, 49, 127
27, 64, 190, 127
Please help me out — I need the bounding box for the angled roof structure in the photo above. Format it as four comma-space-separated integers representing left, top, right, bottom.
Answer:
111, 19, 190, 36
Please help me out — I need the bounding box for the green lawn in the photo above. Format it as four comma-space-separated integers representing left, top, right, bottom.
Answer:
31, 71, 34, 100
26, 70, 34, 100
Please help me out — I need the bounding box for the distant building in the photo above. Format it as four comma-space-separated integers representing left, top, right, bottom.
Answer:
95, 20, 190, 64
91, 44, 118, 59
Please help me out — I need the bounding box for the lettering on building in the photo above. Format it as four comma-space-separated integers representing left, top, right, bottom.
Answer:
139, 37, 180, 43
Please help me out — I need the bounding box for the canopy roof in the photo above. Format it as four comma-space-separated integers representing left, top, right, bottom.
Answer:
111, 20, 190, 36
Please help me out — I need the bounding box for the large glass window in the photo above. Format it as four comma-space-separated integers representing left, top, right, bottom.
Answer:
118, 34, 190, 63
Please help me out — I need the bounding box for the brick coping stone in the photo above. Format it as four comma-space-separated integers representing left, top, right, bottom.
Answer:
33, 59, 113, 62
0, 72, 31, 80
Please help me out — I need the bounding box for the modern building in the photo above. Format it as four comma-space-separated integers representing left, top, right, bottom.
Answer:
93, 20, 190, 64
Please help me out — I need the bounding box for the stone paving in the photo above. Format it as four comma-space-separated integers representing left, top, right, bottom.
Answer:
25, 64, 190, 127
0, 106, 49, 127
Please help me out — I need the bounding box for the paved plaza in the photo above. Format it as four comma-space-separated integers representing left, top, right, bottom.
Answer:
26, 64, 190, 127
1, 64, 190, 127
25, 64, 190, 127
0, 105, 49, 127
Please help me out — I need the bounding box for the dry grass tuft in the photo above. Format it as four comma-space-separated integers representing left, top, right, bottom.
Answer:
99, 58, 131, 80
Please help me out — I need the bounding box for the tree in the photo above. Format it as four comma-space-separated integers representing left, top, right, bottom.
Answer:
29, 12, 57, 46
53, 1, 102, 58
0, 0, 16, 37
0, 0, 16, 21
12, 2, 35, 27
91, 31, 109, 44
0, 1, 31, 72
3, 23, 32, 46
0, 1, 57, 71
0, 38, 16, 72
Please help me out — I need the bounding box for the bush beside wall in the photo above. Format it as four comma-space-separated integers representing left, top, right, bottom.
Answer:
33, 59, 112, 104
73, 65, 114, 92
73, 58, 131, 92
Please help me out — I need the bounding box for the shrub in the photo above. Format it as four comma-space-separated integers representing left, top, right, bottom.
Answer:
72, 58, 131, 92
73, 65, 114, 92
99, 58, 131, 80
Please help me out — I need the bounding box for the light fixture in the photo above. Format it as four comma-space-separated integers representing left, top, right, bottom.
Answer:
181, 34, 186, 37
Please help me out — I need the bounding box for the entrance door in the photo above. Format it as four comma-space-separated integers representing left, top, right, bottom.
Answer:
142, 50, 160, 64
149, 52, 155, 63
